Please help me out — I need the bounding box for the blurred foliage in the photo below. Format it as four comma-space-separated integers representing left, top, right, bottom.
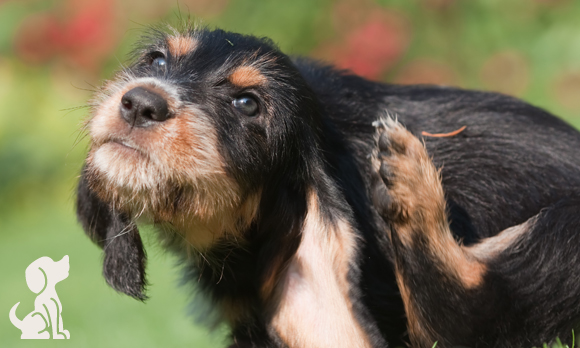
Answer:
2, 0, 580, 213
1, 0, 580, 346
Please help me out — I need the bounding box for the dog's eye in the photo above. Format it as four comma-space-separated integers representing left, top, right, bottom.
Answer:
152, 57, 167, 72
149, 52, 167, 74
232, 96, 259, 117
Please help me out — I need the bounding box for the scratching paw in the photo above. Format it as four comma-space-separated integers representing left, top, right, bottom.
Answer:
371, 118, 445, 226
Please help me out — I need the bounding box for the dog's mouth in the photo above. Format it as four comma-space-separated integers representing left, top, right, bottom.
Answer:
102, 139, 148, 159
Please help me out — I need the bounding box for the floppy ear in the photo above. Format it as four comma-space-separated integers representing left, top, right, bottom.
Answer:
76, 166, 148, 300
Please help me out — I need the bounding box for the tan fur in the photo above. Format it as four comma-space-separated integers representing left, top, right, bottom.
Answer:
374, 118, 490, 347
229, 66, 267, 88
86, 75, 256, 251
468, 216, 534, 261
167, 36, 197, 57
374, 118, 486, 290
374, 119, 540, 347
270, 190, 371, 348
173, 191, 261, 251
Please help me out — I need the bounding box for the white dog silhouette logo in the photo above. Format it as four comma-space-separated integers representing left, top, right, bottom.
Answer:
9, 255, 70, 339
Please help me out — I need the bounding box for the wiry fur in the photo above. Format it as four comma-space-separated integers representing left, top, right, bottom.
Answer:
77, 25, 580, 347
372, 118, 580, 347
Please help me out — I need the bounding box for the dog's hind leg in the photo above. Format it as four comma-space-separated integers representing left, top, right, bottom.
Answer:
371, 118, 580, 348
371, 118, 484, 347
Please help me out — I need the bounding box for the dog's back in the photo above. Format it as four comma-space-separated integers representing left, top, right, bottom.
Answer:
296, 58, 580, 239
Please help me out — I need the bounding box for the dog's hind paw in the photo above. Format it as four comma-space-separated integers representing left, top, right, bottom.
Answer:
371, 118, 447, 245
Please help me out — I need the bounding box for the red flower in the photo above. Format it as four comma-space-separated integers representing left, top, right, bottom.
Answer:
336, 14, 409, 79
313, 3, 411, 80
14, 0, 119, 72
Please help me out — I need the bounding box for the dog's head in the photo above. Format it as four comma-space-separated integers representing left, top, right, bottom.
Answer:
77, 27, 323, 300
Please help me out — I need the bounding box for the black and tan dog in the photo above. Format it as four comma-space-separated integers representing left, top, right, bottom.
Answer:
76, 25, 580, 348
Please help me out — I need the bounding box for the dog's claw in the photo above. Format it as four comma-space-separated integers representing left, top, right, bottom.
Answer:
378, 133, 391, 153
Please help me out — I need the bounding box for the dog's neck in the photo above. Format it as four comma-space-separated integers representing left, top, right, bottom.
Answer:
188, 176, 375, 347
175, 129, 378, 346
158, 190, 261, 252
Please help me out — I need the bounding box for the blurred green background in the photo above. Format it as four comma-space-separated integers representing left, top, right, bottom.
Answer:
2, 0, 580, 346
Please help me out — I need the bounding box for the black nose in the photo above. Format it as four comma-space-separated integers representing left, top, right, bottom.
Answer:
120, 87, 170, 127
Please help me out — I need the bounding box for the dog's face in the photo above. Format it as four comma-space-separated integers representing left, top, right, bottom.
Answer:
85, 28, 318, 248
77, 27, 322, 299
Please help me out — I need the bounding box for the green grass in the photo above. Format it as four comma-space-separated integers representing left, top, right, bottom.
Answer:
540, 332, 575, 348
0, 202, 228, 347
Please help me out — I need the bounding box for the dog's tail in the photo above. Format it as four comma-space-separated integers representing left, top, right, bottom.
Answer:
9, 302, 22, 329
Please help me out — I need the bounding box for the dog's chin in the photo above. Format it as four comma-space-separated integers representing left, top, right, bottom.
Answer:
86, 145, 163, 217
86, 146, 244, 221
85, 138, 259, 251
90, 142, 157, 190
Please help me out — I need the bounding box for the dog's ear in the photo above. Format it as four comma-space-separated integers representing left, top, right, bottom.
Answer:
76, 166, 148, 301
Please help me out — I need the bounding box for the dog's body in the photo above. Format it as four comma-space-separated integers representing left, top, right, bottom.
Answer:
295, 67, 580, 347
77, 27, 580, 347
10, 256, 70, 339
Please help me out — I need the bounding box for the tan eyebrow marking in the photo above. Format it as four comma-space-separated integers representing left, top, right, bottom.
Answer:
228, 66, 267, 88
167, 36, 197, 56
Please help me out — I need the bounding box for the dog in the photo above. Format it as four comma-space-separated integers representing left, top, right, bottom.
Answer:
10, 256, 70, 339
76, 25, 580, 348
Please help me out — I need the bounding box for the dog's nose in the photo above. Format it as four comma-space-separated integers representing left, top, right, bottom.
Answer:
120, 87, 170, 127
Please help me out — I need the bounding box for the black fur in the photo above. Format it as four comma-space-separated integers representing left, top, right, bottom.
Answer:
77, 166, 147, 300
76, 26, 580, 347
